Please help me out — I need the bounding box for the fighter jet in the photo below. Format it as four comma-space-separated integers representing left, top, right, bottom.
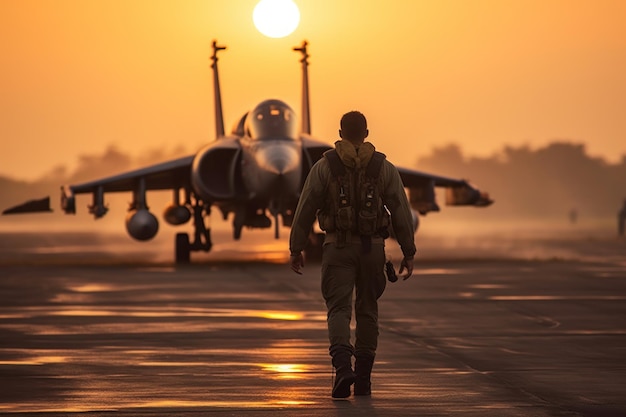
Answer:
2, 40, 492, 263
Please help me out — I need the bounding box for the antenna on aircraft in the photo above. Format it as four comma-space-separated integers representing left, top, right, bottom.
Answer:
211, 40, 227, 138
293, 40, 311, 135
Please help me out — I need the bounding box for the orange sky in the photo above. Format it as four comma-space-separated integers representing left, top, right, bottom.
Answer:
1, 0, 625, 181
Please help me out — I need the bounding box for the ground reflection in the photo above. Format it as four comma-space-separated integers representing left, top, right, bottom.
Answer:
489, 295, 626, 300
7, 306, 315, 321
415, 268, 461, 275
0, 353, 67, 366
0, 339, 325, 412
259, 363, 309, 379
468, 284, 509, 289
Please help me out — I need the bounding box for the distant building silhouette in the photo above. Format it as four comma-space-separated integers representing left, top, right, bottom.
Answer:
569, 208, 578, 225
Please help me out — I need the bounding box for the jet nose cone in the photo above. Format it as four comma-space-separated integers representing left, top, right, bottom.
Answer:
249, 141, 303, 199
257, 143, 300, 175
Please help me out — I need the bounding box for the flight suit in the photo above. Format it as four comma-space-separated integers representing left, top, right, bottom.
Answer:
321, 233, 386, 357
290, 139, 416, 395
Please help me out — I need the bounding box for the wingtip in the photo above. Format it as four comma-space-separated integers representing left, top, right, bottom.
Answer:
2, 196, 53, 215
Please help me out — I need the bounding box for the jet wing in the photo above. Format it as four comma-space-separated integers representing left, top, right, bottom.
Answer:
67, 155, 195, 194
2, 196, 52, 215
297, 139, 493, 214
397, 166, 493, 214
1, 155, 196, 218
57, 154, 196, 216
300, 135, 332, 167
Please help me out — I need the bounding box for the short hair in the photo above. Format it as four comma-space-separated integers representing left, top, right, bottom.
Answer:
340, 111, 367, 139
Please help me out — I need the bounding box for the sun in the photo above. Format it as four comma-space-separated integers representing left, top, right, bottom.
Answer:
253, 0, 300, 38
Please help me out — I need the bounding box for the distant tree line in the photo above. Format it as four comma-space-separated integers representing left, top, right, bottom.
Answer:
416, 142, 626, 220
0, 145, 188, 212
1, 141, 625, 222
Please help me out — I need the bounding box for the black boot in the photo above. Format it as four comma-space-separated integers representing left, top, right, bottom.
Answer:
354, 354, 374, 396
330, 347, 356, 398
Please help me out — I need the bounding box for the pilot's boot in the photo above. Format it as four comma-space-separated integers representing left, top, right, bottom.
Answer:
354, 354, 375, 396
330, 346, 356, 398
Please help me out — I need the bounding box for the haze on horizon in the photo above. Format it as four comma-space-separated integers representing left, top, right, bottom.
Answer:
1, 0, 625, 182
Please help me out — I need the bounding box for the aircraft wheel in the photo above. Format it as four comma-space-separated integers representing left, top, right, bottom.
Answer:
234, 224, 242, 240
175, 232, 191, 264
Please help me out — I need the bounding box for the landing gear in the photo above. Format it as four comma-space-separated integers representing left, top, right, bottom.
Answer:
233, 206, 245, 240
175, 232, 190, 264
174, 199, 213, 264
232, 206, 272, 240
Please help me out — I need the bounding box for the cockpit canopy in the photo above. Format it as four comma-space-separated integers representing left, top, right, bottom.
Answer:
242, 99, 298, 140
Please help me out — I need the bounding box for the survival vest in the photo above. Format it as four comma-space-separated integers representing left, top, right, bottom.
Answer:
318, 149, 390, 250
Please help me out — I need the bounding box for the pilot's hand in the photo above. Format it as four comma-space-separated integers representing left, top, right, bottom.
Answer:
290, 252, 304, 275
398, 256, 414, 280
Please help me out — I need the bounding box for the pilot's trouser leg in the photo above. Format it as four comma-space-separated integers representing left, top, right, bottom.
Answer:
321, 242, 358, 352
321, 243, 358, 398
355, 242, 386, 395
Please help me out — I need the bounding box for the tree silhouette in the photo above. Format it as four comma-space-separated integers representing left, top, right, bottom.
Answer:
1, 140, 624, 223
417, 141, 626, 220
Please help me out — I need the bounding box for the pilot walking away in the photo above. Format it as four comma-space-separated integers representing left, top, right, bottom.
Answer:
289, 111, 416, 398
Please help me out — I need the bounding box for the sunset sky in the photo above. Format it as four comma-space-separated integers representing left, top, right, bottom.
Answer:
1, 0, 625, 181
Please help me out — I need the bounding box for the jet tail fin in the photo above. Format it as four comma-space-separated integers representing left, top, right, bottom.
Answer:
293, 41, 311, 135
2, 197, 52, 215
211, 40, 227, 138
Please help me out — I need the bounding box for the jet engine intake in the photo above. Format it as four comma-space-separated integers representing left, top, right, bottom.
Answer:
126, 209, 159, 241
192, 139, 242, 201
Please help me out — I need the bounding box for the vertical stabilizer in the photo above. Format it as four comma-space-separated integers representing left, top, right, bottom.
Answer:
211, 40, 227, 138
293, 41, 311, 135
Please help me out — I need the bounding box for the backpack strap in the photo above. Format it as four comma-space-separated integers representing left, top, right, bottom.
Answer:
324, 150, 348, 206
362, 152, 388, 251
323, 149, 348, 247
325, 149, 384, 178
365, 151, 385, 179
324, 149, 345, 177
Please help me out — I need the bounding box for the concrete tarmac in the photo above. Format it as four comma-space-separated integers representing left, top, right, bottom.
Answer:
1, 255, 625, 416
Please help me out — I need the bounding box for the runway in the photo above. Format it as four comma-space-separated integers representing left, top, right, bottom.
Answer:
1, 245, 625, 415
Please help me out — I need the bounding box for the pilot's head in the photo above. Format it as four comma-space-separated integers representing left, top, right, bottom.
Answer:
339, 111, 369, 144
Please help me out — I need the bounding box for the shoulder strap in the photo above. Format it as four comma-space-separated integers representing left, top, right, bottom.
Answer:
365, 151, 386, 179
323, 149, 345, 177
325, 149, 385, 178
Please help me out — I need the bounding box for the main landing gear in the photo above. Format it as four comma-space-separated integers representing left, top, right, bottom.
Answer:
175, 200, 213, 264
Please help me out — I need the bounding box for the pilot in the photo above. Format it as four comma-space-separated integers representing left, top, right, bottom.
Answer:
289, 111, 416, 398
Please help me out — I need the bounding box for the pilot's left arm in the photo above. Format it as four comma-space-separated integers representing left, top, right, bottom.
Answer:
382, 161, 417, 258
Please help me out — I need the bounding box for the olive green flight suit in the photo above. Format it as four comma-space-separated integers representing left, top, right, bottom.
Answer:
322, 235, 386, 356
289, 140, 416, 358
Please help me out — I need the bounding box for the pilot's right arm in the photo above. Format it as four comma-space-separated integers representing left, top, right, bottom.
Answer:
289, 159, 330, 256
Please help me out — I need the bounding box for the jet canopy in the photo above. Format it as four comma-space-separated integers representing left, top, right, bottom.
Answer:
245, 99, 298, 141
